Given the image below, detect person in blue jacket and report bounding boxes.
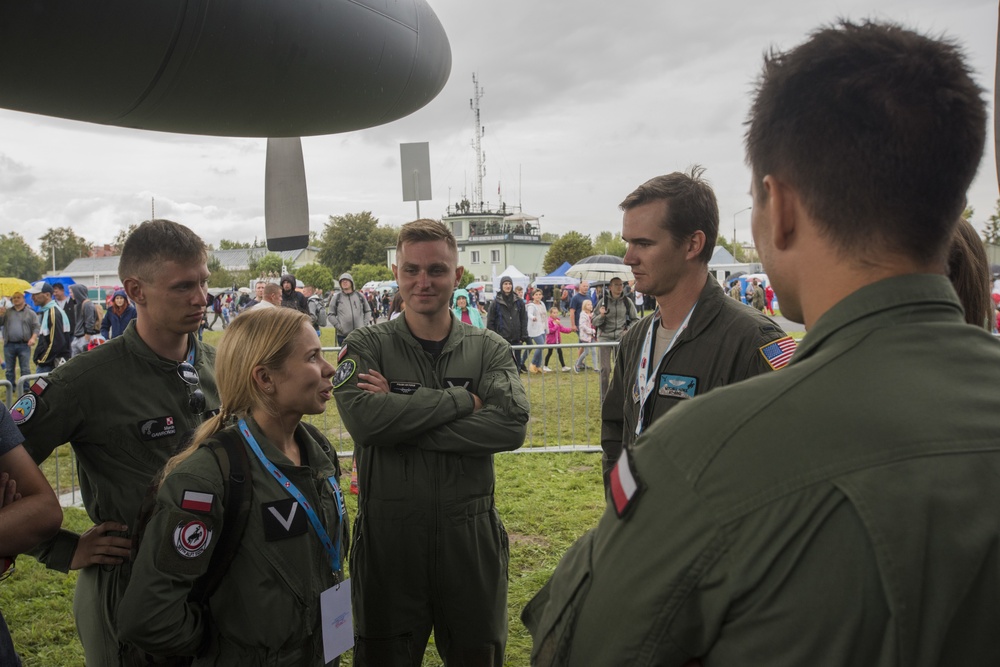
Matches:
[452,288,484,328]
[100,289,137,339]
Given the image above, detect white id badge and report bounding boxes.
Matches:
[321,578,354,663]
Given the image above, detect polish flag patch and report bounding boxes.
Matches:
[338,344,349,362]
[180,490,214,514]
[29,378,49,396]
[610,449,644,519]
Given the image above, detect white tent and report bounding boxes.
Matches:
[491,265,530,293]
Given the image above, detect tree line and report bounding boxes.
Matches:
[8,203,999,288]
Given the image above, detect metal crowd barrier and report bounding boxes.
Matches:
[16,343,617,508]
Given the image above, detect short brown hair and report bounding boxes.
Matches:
[745,20,986,263]
[119,219,207,283]
[619,166,719,264]
[396,218,456,255]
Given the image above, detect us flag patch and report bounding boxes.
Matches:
[610,448,644,519]
[759,336,796,370]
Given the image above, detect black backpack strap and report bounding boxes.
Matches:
[300,422,350,558]
[190,429,252,603]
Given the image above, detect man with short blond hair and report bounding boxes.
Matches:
[19,219,220,665]
[336,218,528,667]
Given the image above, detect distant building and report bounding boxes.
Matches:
[89,244,118,258]
[386,206,551,281]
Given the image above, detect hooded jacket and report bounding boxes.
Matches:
[279,273,309,314]
[100,289,137,339]
[451,288,484,328]
[70,284,99,337]
[328,273,372,336]
[592,290,638,342]
[487,279,528,344]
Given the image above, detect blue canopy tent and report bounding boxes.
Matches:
[532,261,576,286]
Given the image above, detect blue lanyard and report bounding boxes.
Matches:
[238,419,344,574]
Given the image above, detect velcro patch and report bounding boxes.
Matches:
[9,394,36,425]
[444,377,473,390]
[389,381,421,395]
[29,378,49,396]
[262,498,308,541]
[180,490,214,514]
[174,519,212,558]
[332,359,357,389]
[610,448,644,519]
[657,374,697,399]
[155,511,215,574]
[759,336,797,370]
[138,416,177,441]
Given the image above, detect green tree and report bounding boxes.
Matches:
[296,263,335,291]
[457,271,475,289]
[0,233,44,281]
[542,231,593,274]
[113,224,138,253]
[346,263,393,288]
[715,237,749,263]
[249,253,288,277]
[981,199,1000,245]
[593,230,626,257]
[318,212,397,276]
[218,239,253,250]
[39,227,91,272]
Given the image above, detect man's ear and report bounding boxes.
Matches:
[762,175,798,251]
[686,231,707,260]
[454,266,465,287]
[122,277,143,306]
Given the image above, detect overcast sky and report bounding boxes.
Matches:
[0,0,996,257]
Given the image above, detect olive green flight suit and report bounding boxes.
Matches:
[334,314,529,667]
[17,322,219,666]
[601,275,787,488]
[117,418,348,666]
[525,275,1000,666]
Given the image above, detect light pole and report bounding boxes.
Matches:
[732,206,752,251]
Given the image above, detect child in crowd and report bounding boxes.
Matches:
[544,307,573,372]
[575,299,599,372]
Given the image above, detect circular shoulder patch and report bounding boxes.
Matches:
[173,520,213,558]
[332,359,357,389]
[10,393,36,425]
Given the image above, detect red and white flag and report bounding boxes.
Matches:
[181,490,214,514]
[610,449,643,518]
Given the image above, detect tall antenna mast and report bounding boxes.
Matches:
[470,73,485,212]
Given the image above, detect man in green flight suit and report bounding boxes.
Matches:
[334,218,529,667]
[14,219,220,666]
[524,20,1000,665]
[601,166,791,493]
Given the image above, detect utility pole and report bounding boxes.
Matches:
[470,74,485,213]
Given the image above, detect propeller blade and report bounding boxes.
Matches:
[264,137,310,251]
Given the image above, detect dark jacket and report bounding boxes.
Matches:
[279,273,309,314]
[487,291,529,344]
